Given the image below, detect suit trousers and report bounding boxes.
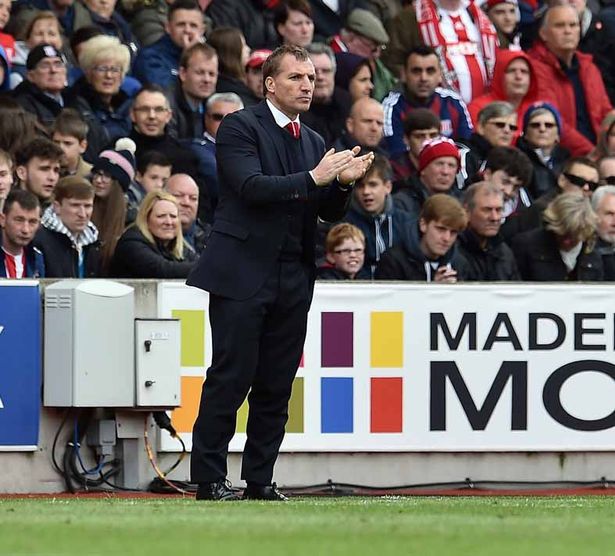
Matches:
[191,260,312,485]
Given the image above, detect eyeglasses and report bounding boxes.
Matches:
[93,65,122,74]
[133,106,169,115]
[91,170,112,181]
[333,248,364,255]
[36,60,65,72]
[208,112,226,121]
[528,121,557,130]
[488,120,519,132]
[563,172,600,191]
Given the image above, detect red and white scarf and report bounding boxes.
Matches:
[417,0,498,94]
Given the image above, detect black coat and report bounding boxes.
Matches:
[511,228,603,281]
[457,229,520,281]
[33,227,101,278]
[393,175,462,221]
[516,136,569,200]
[167,79,205,140]
[457,133,492,188]
[12,79,65,128]
[110,226,196,278]
[308,0,369,42]
[316,265,371,280]
[500,189,558,244]
[215,74,260,108]
[594,238,615,281]
[301,86,352,148]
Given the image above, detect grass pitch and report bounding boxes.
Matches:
[1,496,614,556]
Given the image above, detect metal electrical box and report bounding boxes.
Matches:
[135,319,181,408]
[44,280,135,407]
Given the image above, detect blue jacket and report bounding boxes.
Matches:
[132,34,181,87]
[0,241,45,278]
[0,45,9,91]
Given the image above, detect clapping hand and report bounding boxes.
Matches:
[338,147,375,186]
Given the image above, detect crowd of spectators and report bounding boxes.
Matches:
[0,0,614,283]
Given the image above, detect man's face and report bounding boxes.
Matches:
[179,51,218,101]
[345,31,382,61]
[0,162,13,200]
[404,53,441,101]
[17,157,61,200]
[346,102,384,148]
[309,53,334,103]
[596,194,615,243]
[405,128,440,159]
[53,196,94,234]
[136,164,171,193]
[488,2,518,34]
[420,157,458,194]
[131,91,172,136]
[277,9,314,47]
[419,218,459,259]
[27,56,67,94]
[204,100,242,138]
[246,66,265,99]
[478,114,517,147]
[354,172,392,215]
[84,0,117,19]
[166,176,199,229]
[326,237,365,278]
[559,163,600,198]
[166,8,205,49]
[484,168,522,203]
[503,58,530,99]
[0,203,41,249]
[539,6,580,57]
[467,191,504,239]
[266,54,315,117]
[53,132,87,172]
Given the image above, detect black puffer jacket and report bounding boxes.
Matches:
[516,136,569,200]
[457,229,520,281]
[12,79,65,128]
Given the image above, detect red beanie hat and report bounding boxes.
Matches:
[418,137,460,172]
[486,0,518,10]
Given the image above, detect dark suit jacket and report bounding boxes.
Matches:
[187,101,352,300]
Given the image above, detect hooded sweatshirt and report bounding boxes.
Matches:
[467,49,539,129]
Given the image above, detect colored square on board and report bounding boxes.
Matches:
[370,377,403,433]
[236,398,249,433]
[286,377,304,433]
[171,376,203,434]
[371,312,403,367]
[321,377,353,433]
[321,312,353,367]
[171,309,205,367]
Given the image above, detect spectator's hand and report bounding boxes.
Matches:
[434,265,457,283]
[338,148,375,185]
[312,148,356,186]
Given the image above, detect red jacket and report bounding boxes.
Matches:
[528,40,612,156]
[468,50,539,130]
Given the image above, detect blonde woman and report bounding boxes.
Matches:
[110,190,197,278]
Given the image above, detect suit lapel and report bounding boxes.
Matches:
[253,102,291,175]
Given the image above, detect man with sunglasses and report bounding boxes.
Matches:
[598,156,615,187]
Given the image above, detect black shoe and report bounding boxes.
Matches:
[243,482,288,501]
[195,479,241,501]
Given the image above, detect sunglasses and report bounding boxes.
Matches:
[208,113,226,121]
[528,121,557,130]
[488,120,519,132]
[602,176,615,186]
[563,172,600,191]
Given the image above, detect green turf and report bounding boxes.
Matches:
[1,496,614,556]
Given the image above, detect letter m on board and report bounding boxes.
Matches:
[430,361,527,431]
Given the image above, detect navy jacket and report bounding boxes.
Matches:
[0,241,45,278]
[187,101,352,300]
[133,33,181,87]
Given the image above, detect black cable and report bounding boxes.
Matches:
[51,409,71,475]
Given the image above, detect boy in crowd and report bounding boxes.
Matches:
[126,151,172,223]
[343,155,414,277]
[318,223,370,280]
[52,109,91,179]
[376,194,468,282]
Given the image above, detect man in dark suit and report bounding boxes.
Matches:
[187,44,373,501]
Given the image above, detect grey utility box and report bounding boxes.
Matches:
[44,280,135,407]
[135,319,181,408]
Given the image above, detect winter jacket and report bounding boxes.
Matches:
[594,238,615,281]
[516,135,569,199]
[12,79,66,128]
[0,237,45,278]
[110,226,196,278]
[0,45,11,92]
[316,265,371,280]
[215,74,260,108]
[33,207,101,278]
[528,40,612,156]
[383,86,473,158]
[132,33,182,88]
[308,0,369,42]
[457,133,494,188]
[511,228,603,281]
[457,229,520,281]
[375,219,468,281]
[301,86,352,148]
[343,194,414,277]
[166,79,205,140]
[393,175,462,220]
[467,50,539,128]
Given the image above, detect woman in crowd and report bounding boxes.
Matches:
[516,102,569,199]
[208,27,257,107]
[67,35,133,160]
[591,112,615,161]
[274,0,314,48]
[90,138,135,275]
[334,52,374,103]
[110,190,196,278]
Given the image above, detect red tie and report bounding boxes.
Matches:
[285,121,300,140]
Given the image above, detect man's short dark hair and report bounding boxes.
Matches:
[69,25,103,58]
[168,0,201,19]
[15,138,63,167]
[263,44,310,90]
[136,150,172,176]
[405,45,439,64]
[54,176,94,203]
[562,156,598,175]
[133,84,170,105]
[179,42,217,69]
[485,146,533,187]
[403,108,441,136]
[52,108,89,142]
[3,189,40,215]
[360,154,393,183]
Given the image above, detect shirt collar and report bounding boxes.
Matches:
[266,98,300,129]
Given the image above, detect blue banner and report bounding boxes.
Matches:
[0,282,41,450]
